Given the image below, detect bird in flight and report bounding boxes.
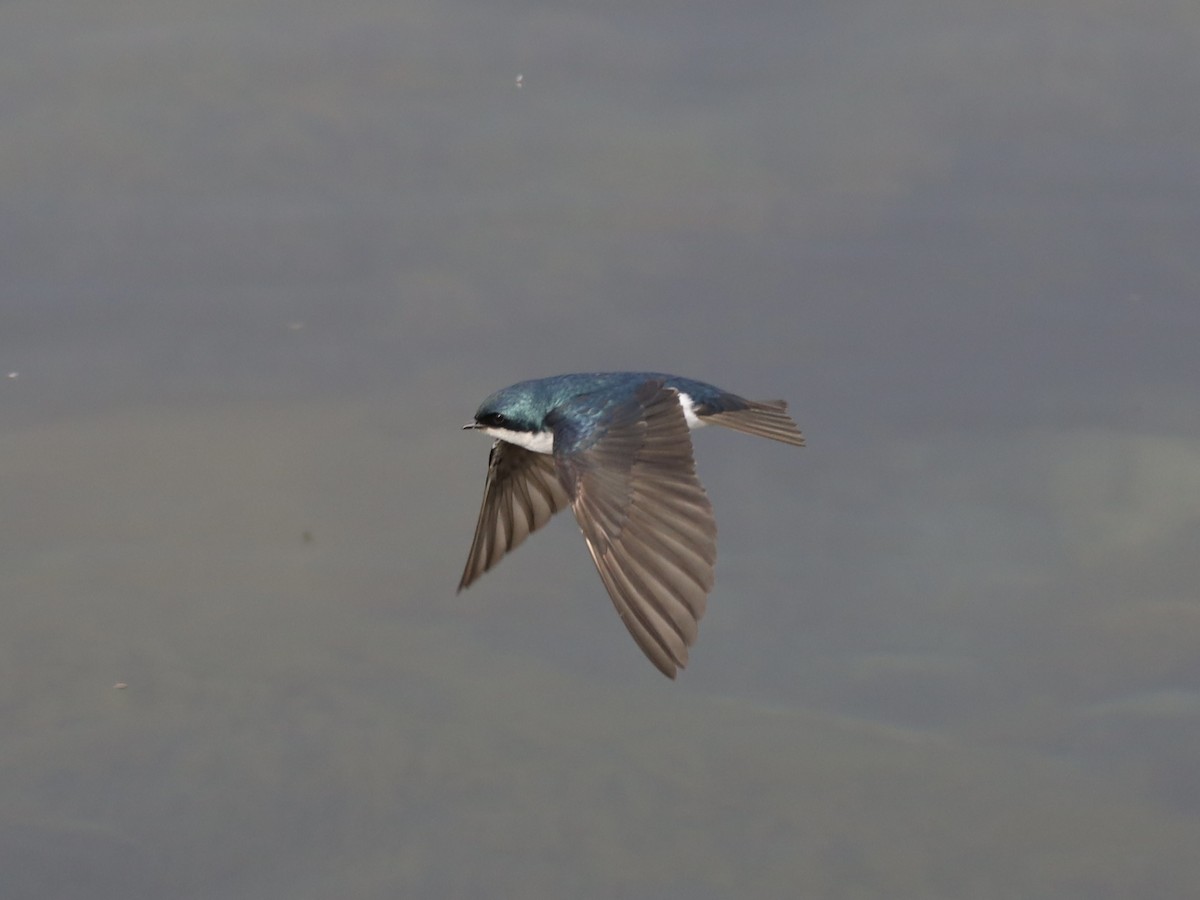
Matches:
[458,372,804,678]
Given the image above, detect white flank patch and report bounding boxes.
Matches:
[484,426,555,454]
[677,392,705,429]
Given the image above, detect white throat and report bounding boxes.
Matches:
[484,426,555,454]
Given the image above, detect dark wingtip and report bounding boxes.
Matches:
[656,654,684,679]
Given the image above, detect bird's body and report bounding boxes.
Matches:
[458,372,804,678]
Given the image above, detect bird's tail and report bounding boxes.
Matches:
[704,400,805,446]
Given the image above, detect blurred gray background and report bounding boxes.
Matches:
[2,1,1198,897]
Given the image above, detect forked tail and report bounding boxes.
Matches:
[703,399,806,446]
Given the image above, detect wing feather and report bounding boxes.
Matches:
[458,442,571,592]
[563,382,717,678]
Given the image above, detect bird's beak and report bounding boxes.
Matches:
[462,422,480,430]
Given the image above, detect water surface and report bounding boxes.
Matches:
[2,1,1198,897]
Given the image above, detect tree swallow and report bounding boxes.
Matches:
[458,372,804,678]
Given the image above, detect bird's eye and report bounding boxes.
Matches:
[478,412,508,428]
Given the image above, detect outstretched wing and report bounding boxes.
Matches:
[458,441,571,591]
[555,381,717,678]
